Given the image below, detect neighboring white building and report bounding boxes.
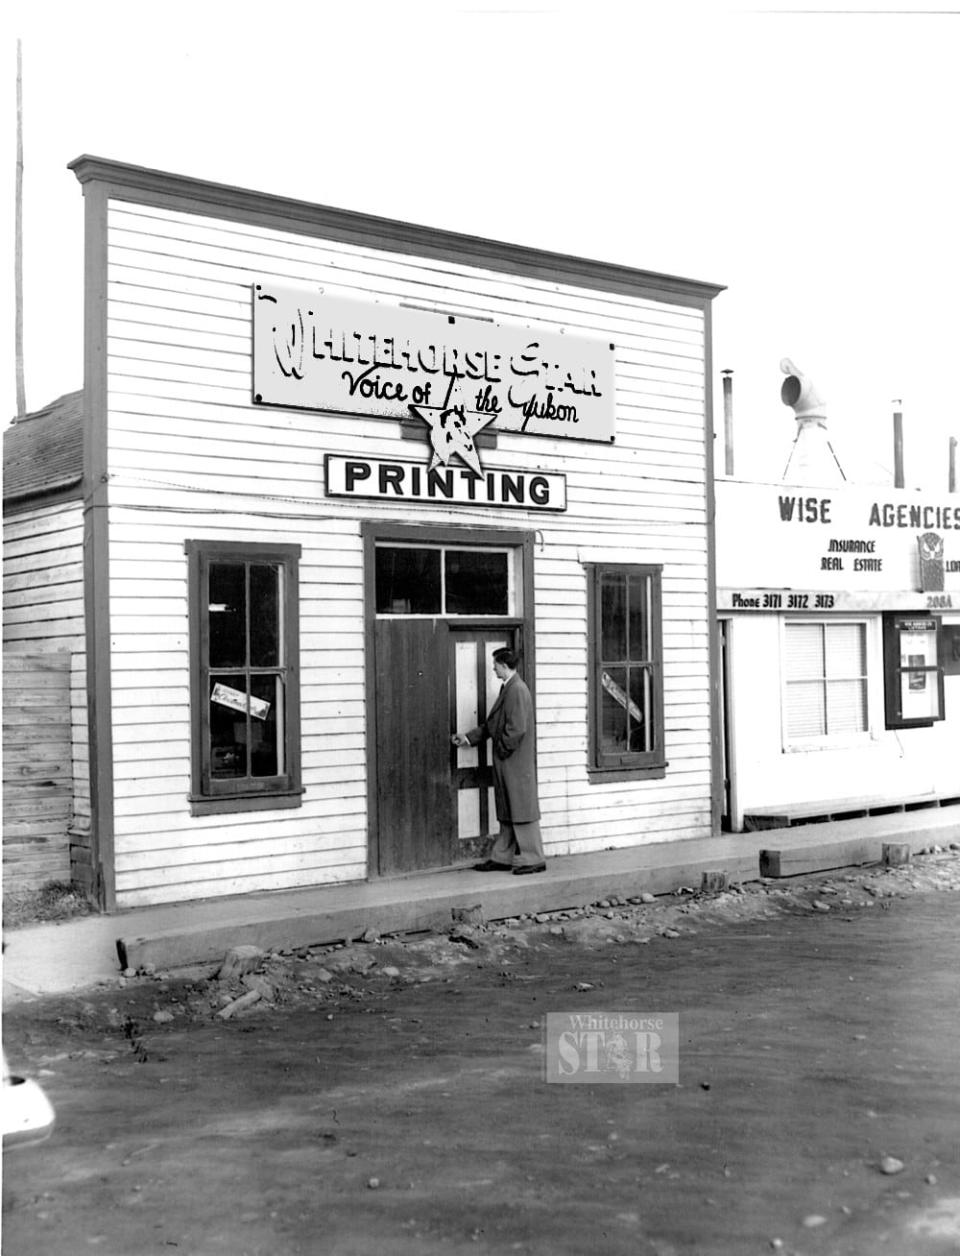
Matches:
[716,366,960,832]
[3,157,724,910]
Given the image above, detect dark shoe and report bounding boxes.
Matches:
[473,860,513,872]
[512,863,546,876]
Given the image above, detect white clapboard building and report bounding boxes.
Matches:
[3,157,723,910]
[716,365,960,833]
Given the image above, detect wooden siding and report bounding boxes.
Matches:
[70,649,92,868]
[3,504,84,648]
[2,653,72,890]
[3,501,90,882]
[103,200,713,907]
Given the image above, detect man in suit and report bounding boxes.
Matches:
[451,647,546,875]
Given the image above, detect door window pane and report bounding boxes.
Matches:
[375,548,441,613]
[445,550,509,615]
[375,545,512,616]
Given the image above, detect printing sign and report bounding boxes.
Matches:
[252,284,615,443]
[324,455,567,512]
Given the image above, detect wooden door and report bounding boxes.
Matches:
[374,618,456,875]
[450,629,514,846]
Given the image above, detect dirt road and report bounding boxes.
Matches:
[3,852,960,1255]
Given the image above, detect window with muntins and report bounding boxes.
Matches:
[186,541,302,813]
[374,544,514,616]
[588,565,665,777]
[783,620,868,743]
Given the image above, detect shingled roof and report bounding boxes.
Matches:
[3,390,84,507]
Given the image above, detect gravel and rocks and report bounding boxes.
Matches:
[5,847,959,1256]
[27,848,958,1037]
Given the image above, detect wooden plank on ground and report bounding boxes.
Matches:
[760,839,879,879]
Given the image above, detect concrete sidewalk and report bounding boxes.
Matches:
[4,805,959,1003]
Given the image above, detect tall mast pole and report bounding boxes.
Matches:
[15,38,26,418]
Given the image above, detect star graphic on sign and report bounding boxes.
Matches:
[408,374,497,477]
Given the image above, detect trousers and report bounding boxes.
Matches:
[489,820,544,868]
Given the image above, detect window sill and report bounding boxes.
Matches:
[781,736,874,753]
[883,719,943,731]
[188,789,304,817]
[587,763,667,784]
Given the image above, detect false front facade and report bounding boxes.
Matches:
[5,156,723,909]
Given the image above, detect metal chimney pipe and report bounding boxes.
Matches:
[950,436,957,494]
[893,403,904,489]
[722,370,734,476]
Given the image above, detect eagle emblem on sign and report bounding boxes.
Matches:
[408,375,496,477]
[918,531,944,593]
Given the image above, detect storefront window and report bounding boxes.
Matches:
[187,541,301,813]
[588,564,665,777]
[375,545,511,616]
[783,621,868,742]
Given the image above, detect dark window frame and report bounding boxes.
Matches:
[373,542,514,617]
[882,612,945,729]
[586,563,666,781]
[186,540,303,816]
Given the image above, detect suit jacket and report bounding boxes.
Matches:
[467,673,541,823]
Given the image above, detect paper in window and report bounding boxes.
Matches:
[211,682,271,720]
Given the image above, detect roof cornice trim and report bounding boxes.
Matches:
[68,155,725,308]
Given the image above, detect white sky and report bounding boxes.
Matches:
[4,0,959,490]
